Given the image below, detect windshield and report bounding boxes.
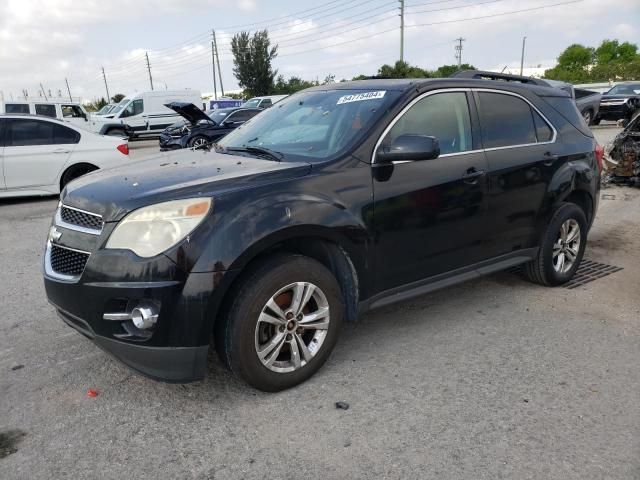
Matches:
[607,84,640,95]
[208,109,232,123]
[218,89,401,161]
[243,99,261,108]
[110,98,130,114]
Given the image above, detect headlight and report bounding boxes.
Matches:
[106,198,212,258]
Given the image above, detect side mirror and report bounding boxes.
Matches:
[376,134,440,163]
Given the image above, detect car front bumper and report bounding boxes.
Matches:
[597,103,634,120]
[159,133,185,151]
[44,261,227,382]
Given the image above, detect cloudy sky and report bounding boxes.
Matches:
[0,0,638,102]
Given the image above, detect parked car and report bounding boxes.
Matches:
[574,88,601,126]
[243,95,288,109]
[159,104,262,150]
[43,77,601,391]
[1,100,90,128]
[90,89,202,138]
[593,82,640,125]
[0,114,129,198]
[92,103,116,117]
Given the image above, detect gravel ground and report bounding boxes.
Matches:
[1,127,638,480]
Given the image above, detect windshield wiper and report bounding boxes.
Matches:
[224,146,284,162]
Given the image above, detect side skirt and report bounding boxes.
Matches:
[359,248,538,313]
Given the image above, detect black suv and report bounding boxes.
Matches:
[44,77,602,391]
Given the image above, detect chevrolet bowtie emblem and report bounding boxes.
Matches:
[49,226,62,243]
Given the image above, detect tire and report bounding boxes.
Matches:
[581,109,593,126]
[60,164,98,190]
[107,128,126,137]
[188,135,209,149]
[215,254,344,391]
[524,203,587,286]
[591,116,601,126]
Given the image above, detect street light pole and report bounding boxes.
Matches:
[520,36,527,76]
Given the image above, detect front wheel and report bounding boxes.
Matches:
[581,109,593,126]
[188,135,209,149]
[524,203,587,286]
[216,254,344,391]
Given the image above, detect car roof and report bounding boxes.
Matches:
[304,77,569,98]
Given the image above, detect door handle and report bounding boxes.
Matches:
[462,168,486,184]
[543,152,559,166]
[53,149,71,154]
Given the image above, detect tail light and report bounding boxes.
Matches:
[117,144,129,156]
[595,144,604,173]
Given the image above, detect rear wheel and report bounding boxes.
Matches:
[60,164,98,190]
[591,116,601,126]
[581,108,593,126]
[215,254,343,391]
[524,203,587,286]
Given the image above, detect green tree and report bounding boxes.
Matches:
[111,93,125,103]
[434,63,476,77]
[377,60,430,78]
[231,30,278,97]
[544,44,595,82]
[596,39,638,64]
[272,75,318,94]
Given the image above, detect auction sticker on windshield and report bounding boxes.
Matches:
[337,91,386,105]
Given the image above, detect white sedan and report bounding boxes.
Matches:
[0,114,130,198]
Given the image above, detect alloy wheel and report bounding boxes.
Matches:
[192,138,208,149]
[254,282,330,373]
[552,219,581,273]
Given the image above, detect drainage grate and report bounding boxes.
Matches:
[506,259,622,289]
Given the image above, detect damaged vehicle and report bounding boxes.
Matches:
[43,78,601,391]
[159,103,261,150]
[604,112,640,186]
[593,82,640,125]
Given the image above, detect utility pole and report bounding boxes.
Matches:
[39,83,48,101]
[213,29,224,97]
[520,36,527,76]
[65,78,72,101]
[211,30,218,100]
[101,66,110,102]
[145,52,154,90]
[455,37,466,68]
[399,0,405,62]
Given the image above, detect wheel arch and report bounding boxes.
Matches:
[59,162,99,191]
[206,227,363,339]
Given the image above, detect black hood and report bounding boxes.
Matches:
[601,94,636,101]
[61,150,311,222]
[164,102,211,124]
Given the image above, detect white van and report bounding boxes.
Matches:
[91,90,202,138]
[1,100,90,128]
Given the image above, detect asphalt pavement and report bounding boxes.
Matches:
[0,127,638,480]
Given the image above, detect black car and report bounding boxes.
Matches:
[44,77,601,391]
[158,103,261,150]
[594,82,640,125]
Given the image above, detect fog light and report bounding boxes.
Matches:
[131,304,158,330]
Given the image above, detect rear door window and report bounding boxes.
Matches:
[35,104,57,118]
[6,119,79,146]
[477,92,543,148]
[260,99,272,108]
[5,103,30,114]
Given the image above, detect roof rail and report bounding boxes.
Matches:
[451,70,574,98]
[450,70,549,86]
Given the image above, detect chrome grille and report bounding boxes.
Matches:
[49,244,90,276]
[60,205,103,231]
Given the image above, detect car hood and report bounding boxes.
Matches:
[164,102,211,124]
[61,149,312,222]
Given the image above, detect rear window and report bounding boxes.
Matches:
[5,103,30,114]
[541,96,593,137]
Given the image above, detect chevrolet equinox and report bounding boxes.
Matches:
[44,77,602,391]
